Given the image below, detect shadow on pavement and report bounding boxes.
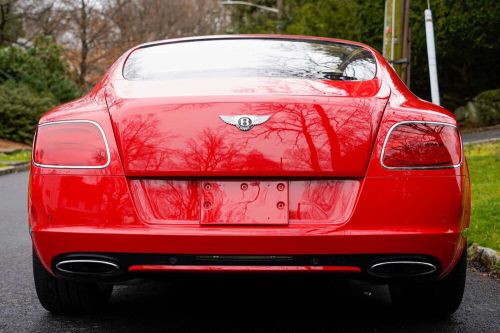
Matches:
[35,275,458,333]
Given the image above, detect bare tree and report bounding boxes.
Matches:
[111,0,227,46]
[20,0,64,41]
[56,0,128,87]
[0,0,21,46]
[17,0,228,88]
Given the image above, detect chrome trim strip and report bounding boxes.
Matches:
[380,120,463,170]
[370,261,437,275]
[55,259,119,274]
[32,120,111,169]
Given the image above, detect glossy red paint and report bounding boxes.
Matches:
[106,88,388,177]
[128,265,362,273]
[29,35,470,280]
[129,179,359,225]
[200,181,289,225]
[30,173,467,278]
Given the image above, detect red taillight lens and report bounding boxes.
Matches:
[382,122,461,168]
[33,121,109,168]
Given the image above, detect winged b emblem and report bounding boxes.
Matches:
[219,115,271,131]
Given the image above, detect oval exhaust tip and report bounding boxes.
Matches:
[56,259,119,275]
[368,261,437,278]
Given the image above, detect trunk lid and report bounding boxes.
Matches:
[107,77,389,177]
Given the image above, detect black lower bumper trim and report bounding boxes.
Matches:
[52,253,441,283]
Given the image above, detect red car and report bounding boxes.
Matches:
[29,35,469,316]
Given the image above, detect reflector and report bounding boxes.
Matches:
[33,120,109,168]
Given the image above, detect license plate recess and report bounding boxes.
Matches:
[200,181,288,225]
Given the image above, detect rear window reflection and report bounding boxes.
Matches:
[123,39,376,81]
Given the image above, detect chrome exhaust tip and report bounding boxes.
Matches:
[368,261,437,278]
[55,259,120,276]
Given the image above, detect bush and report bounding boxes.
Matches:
[0,37,81,143]
[474,89,500,126]
[455,89,500,128]
[0,82,56,144]
[0,37,81,103]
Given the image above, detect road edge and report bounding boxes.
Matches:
[469,243,500,278]
[464,138,500,145]
[0,163,30,176]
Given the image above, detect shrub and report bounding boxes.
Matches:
[0,37,81,143]
[474,89,500,126]
[455,89,500,128]
[0,82,56,144]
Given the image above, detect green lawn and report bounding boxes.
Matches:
[465,140,500,250]
[0,150,31,163]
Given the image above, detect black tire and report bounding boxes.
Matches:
[33,249,113,315]
[389,249,467,317]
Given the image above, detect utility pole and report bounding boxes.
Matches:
[383,0,411,86]
[276,0,284,33]
[425,1,440,105]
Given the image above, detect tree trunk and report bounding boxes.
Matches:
[0,3,9,46]
[78,0,88,87]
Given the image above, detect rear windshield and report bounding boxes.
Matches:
[123,39,376,81]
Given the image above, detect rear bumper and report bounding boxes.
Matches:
[29,173,470,280]
[32,222,464,281]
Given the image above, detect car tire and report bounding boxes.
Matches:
[389,248,467,317]
[33,249,113,315]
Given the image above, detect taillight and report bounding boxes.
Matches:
[33,120,110,168]
[381,121,461,169]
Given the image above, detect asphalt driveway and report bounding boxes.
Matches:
[0,171,498,332]
[462,126,500,143]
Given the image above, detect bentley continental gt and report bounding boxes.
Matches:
[29,35,470,316]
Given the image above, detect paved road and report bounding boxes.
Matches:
[462,127,500,143]
[1,171,499,333]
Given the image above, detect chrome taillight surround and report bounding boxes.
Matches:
[380,120,463,170]
[32,119,111,169]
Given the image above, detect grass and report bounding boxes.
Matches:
[465,140,500,250]
[0,150,31,163]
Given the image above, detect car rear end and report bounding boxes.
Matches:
[29,36,469,315]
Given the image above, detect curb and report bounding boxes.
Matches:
[468,243,500,277]
[463,137,500,145]
[0,163,30,176]
[0,148,27,154]
[461,124,500,134]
